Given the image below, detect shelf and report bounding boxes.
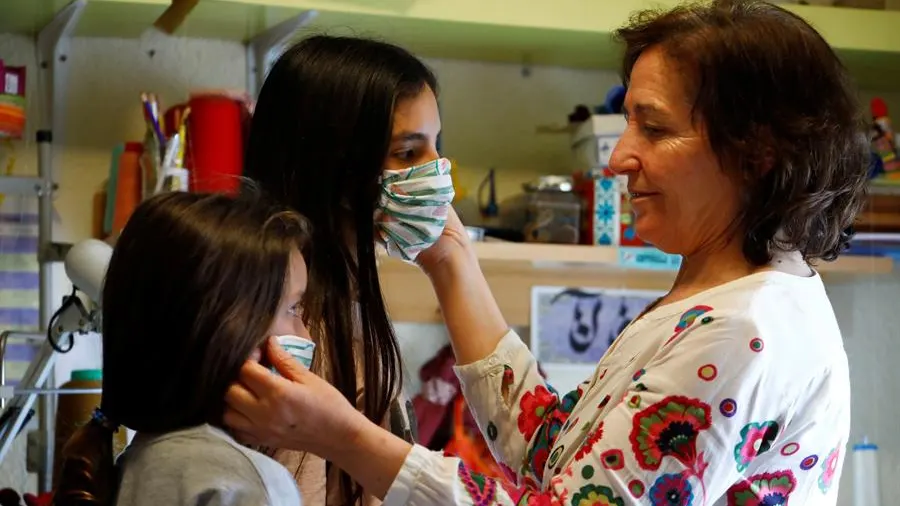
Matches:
[2,0,900,90]
[378,242,894,325]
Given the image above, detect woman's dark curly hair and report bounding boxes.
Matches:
[615,0,869,265]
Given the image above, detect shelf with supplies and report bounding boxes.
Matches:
[2,0,900,90]
[377,241,894,326]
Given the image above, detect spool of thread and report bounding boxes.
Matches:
[186,93,244,194]
[853,437,881,506]
[111,142,143,233]
[53,369,128,490]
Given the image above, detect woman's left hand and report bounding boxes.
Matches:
[223,336,364,459]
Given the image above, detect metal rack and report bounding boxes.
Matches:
[0,1,317,492]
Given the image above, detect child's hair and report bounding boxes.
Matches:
[51,191,311,505]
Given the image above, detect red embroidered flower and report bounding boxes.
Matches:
[575,423,605,461]
[518,385,558,441]
[629,395,712,471]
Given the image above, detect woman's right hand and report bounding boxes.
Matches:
[416,205,474,275]
[223,337,365,459]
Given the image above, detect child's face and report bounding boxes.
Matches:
[249,249,310,362]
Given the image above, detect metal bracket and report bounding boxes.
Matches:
[36,0,86,137]
[31,1,85,492]
[246,10,318,97]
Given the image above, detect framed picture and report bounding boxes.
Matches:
[530,286,664,366]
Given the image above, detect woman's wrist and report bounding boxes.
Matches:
[331,413,413,500]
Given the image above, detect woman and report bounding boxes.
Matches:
[52,191,309,506]
[242,34,447,505]
[226,1,866,504]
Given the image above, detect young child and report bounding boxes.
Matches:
[52,191,309,506]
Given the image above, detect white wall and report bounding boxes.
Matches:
[0,33,898,505]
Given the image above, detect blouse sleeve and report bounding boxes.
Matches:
[384,313,802,505]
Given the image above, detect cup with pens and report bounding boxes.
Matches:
[140,92,190,198]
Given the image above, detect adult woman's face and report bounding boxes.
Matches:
[608,46,743,257]
[384,85,441,171]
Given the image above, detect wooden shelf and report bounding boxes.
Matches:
[378,242,895,325]
[2,0,900,90]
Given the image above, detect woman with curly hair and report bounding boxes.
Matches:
[225,1,867,504]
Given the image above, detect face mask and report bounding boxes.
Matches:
[376,157,455,262]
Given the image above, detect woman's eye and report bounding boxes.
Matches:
[642,125,665,137]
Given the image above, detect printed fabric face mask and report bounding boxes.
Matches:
[376,157,455,262]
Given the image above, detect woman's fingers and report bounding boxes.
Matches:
[224,382,261,418]
[266,336,309,381]
[235,358,283,396]
[222,402,256,433]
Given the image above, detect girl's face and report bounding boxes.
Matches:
[384,85,441,171]
[250,249,310,362]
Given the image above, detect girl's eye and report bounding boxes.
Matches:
[393,149,414,161]
[288,302,302,318]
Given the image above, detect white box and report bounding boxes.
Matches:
[570,115,627,170]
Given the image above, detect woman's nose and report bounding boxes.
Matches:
[608,129,640,175]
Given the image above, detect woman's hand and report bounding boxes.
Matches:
[223,337,364,459]
[224,337,415,499]
[416,205,474,274]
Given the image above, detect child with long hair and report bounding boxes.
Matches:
[51,191,309,506]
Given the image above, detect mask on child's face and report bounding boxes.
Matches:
[375,158,455,262]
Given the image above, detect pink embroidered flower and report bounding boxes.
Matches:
[734,421,780,472]
[518,385,558,441]
[727,470,796,505]
[818,447,840,494]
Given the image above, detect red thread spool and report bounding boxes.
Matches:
[186,93,244,194]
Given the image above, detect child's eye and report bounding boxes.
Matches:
[287,302,303,318]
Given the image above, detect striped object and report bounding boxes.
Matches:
[0,199,39,387]
[376,157,455,262]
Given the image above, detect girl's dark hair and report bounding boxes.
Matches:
[243,34,437,504]
[616,0,869,265]
[51,191,311,506]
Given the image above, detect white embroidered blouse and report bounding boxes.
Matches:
[385,270,851,505]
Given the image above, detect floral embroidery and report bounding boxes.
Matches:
[628,480,645,499]
[633,369,646,381]
[799,455,818,471]
[719,398,738,418]
[630,395,712,470]
[518,385,558,441]
[697,364,717,381]
[749,338,765,353]
[649,473,694,506]
[726,470,796,506]
[665,305,714,345]
[570,484,625,506]
[457,461,498,506]
[515,491,561,506]
[818,447,840,494]
[524,387,581,482]
[574,423,604,461]
[630,396,712,499]
[600,449,625,470]
[734,421,780,472]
